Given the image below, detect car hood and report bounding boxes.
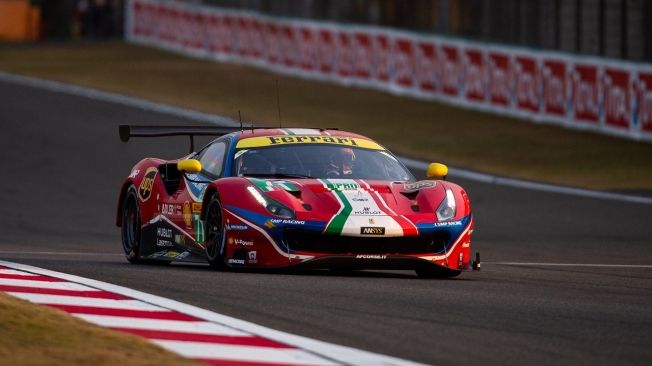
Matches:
[248,178,447,236]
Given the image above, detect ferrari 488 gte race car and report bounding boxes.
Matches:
[117,125,475,278]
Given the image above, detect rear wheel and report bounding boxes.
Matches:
[204,195,226,269]
[121,187,143,264]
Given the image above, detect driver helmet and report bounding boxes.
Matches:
[330,148,356,175]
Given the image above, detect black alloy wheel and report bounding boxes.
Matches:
[121,187,143,264]
[204,195,226,269]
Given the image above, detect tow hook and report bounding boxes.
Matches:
[472,252,481,270]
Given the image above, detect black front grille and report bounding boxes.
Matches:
[285,231,450,255]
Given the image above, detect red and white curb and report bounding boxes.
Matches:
[0,260,424,366]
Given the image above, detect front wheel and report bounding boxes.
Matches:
[204,195,226,269]
[121,187,143,264]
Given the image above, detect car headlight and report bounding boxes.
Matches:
[436,188,456,221]
[247,186,295,219]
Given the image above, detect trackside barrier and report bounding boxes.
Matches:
[125,0,652,142]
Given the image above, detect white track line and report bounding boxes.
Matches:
[0,260,425,366]
[0,71,238,127]
[152,340,340,366]
[0,278,99,290]
[75,314,249,336]
[487,262,652,268]
[2,71,649,205]
[7,293,169,311]
[0,269,38,276]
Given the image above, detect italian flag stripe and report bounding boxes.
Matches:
[357,179,419,236]
[323,179,351,235]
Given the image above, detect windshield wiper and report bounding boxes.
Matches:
[243,173,315,179]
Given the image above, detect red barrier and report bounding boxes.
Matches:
[126,0,652,142]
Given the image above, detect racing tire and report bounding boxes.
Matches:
[415,266,461,279]
[204,195,227,270]
[121,186,144,264]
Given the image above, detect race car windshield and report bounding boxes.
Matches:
[233,144,414,181]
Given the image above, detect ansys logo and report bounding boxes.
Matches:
[360,227,385,235]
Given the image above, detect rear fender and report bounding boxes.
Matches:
[115,159,166,226]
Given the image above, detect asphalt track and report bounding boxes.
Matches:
[1,79,651,366]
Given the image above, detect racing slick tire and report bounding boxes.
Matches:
[121,186,144,264]
[204,195,227,270]
[415,266,461,279]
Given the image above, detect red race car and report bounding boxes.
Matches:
[117,125,476,277]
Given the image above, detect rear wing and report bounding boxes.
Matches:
[119,125,340,153]
[118,124,260,153]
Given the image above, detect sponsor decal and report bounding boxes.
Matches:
[542,59,567,116]
[515,56,539,112]
[351,197,369,202]
[249,178,298,192]
[174,234,186,245]
[270,219,306,225]
[227,258,245,265]
[264,220,276,229]
[128,169,140,178]
[192,202,202,213]
[488,52,512,106]
[638,72,652,132]
[441,44,462,96]
[164,251,180,258]
[417,41,438,92]
[368,218,375,224]
[161,203,181,215]
[156,226,174,247]
[403,181,436,191]
[248,251,257,264]
[356,254,387,259]
[324,182,361,191]
[184,173,208,201]
[462,242,470,248]
[463,48,485,101]
[236,135,384,150]
[138,167,157,202]
[433,220,463,227]
[353,207,383,216]
[603,67,631,129]
[226,223,249,231]
[572,64,601,123]
[183,202,192,227]
[360,227,385,235]
[193,214,205,243]
[394,38,415,87]
[157,227,172,238]
[233,238,254,246]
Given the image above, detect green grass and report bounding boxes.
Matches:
[1,41,651,191]
[0,292,201,366]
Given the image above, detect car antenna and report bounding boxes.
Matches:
[238,110,243,131]
[275,78,282,128]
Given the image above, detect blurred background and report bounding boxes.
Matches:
[2,0,650,62]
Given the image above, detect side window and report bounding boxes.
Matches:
[198,142,226,177]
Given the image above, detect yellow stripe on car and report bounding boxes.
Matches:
[236,135,385,150]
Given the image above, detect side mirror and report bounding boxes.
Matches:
[177,159,202,173]
[426,162,448,180]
